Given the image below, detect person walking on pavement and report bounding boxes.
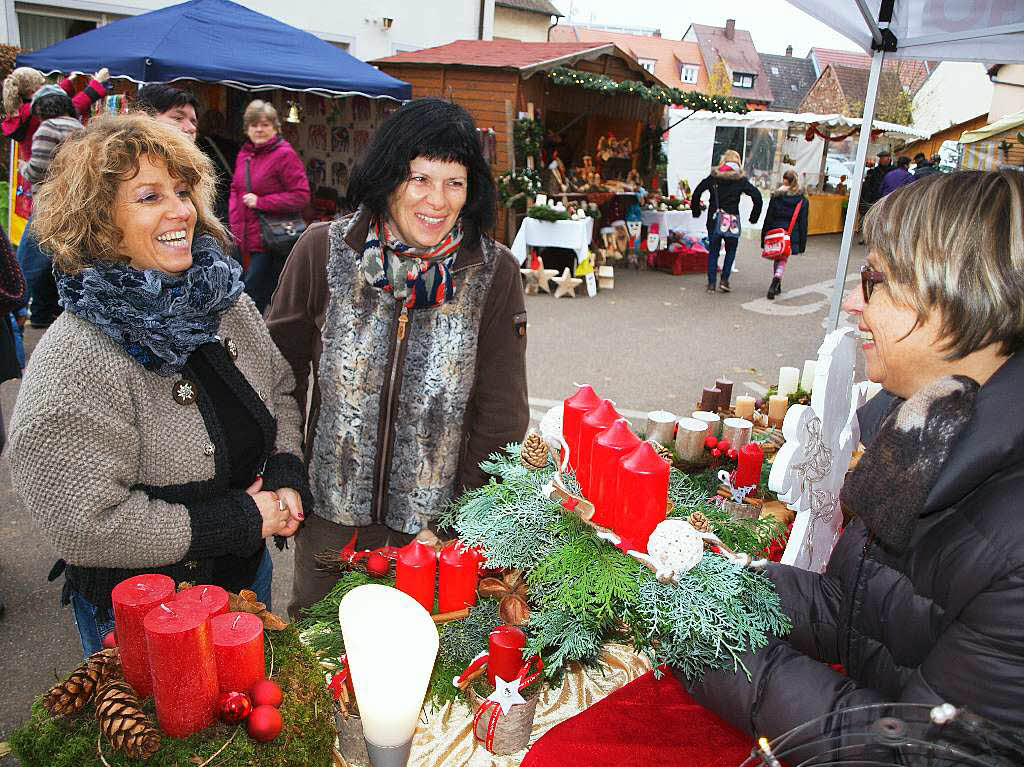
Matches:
[912,152,941,179]
[880,155,916,197]
[691,150,763,293]
[858,150,891,244]
[761,170,808,300]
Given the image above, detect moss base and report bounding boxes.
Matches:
[9,626,335,767]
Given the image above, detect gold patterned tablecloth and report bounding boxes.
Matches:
[336,643,651,767]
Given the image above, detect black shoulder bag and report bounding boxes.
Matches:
[245,158,307,257]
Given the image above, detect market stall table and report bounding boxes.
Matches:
[640,209,705,239]
[807,193,846,235]
[511,216,595,267]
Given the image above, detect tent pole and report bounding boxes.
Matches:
[826,46,885,330]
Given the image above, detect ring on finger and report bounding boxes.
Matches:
[278,498,285,511]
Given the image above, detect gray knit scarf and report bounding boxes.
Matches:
[55,234,244,376]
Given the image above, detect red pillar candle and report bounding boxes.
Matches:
[438,541,480,613]
[487,625,527,687]
[110,574,176,698]
[563,385,602,473]
[577,400,621,496]
[210,612,265,696]
[173,584,229,620]
[735,442,765,492]
[396,540,437,613]
[143,602,219,737]
[614,441,670,552]
[590,419,641,528]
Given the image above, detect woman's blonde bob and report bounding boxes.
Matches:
[719,149,741,166]
[862,169,1024,360]
[242,99,280,132]
[32,113,229,273]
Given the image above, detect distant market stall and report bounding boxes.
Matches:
[8,0,411,243]
[957,108,1024,170]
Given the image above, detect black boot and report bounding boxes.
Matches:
[767,277,781,300]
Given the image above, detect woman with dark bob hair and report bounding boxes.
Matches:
[268,98,528,616]
[9,114,308,656]
[673,170,1024,745]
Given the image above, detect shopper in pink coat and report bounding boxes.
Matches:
[229,100,309,311]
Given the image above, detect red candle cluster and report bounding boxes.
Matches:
[734,442,764,491]
[439,542,480,613]
[395,540,437,613]
[488,625,526,686]
[562,385,601,473]
[211,612,265,696]
[111,574,176,698]
[615,441,670,551]
[589,419,640,527]
[577,400,620,495]
[173,584,229,620]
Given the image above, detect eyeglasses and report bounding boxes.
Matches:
[860,264,886,303]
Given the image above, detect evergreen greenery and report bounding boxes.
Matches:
[547,67,749,114]
[526,204,570,222]
[513,117,544,167]
[497,168,542,207]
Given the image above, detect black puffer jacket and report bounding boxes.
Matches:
[760,188,809,255]
[677,350,1024,739]
[691,165,763,229]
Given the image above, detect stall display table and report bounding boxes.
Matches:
[640,209,705,239]
[511,217,595,267]
[807,193,846,235]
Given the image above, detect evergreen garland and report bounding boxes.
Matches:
[546,67,750,114]
[513,117,544,166]
[526,204,570,222]
[497,168,542,206]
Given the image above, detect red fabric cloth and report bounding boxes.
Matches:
[521,669,753,767]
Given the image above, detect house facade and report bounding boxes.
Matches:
[759,47,816,112]
[492,0,561,42]
[683,19,772,109]
[799,63,902,119]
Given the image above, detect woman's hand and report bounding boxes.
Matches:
[242,193,259,209]
[275,487,304,538]
[94,68,110,83]
[246,477,289,539]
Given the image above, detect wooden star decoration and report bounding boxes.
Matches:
[552,267,582,298]
[520,264,558,294]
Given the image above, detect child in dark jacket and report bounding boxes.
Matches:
[761,170,809,299]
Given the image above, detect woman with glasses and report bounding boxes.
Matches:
[675,170,1024,740]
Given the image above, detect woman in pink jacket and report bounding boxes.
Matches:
[229,100,310,312]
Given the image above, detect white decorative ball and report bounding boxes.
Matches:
[646,519,705,575]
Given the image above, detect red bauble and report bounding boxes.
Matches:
[219,691,253,724]
[250,678,284,708]
[717,439,731,453]
[365,551,390,578]
[704,436,718,450]
[102,630,117,649]
[727,448,739,461]
[711,448,722,458]
[247,704,283,743]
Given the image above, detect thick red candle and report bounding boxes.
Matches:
[563,385,602,473]
[590,419,641,527]
[173,585,229,620]
[438,541,480,613]
[488,625,526,687]
[395,540,437,613]
[614,441,670,552]
[210,612,265,696]
[111,574,176,698]
[577,400,621,496]
[735,442,765,491]
[143,602,219,737]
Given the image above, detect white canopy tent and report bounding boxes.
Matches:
[785,0,1024,329]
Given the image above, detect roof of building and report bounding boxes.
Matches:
[686,22,773,103]
[495,0,563,17]
[759,52,817,111]
[373,40,665,84]
[831,63,902,107]
[549,24,705,91]
[809,46,931,93]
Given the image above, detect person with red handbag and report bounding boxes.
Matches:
[760,170,809,299]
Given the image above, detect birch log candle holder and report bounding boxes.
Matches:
[645,411,677,445]
[721,418,753,450]
[691,410,721,438]
[674,417,709,463]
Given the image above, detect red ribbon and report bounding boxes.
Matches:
[804,122,884,143]
[472,655,544,752]
[328,655,352,703]
[338,530,402,567]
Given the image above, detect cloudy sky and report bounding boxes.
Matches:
[549,0,862,56]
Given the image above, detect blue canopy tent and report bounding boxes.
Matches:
[16,0,410,100]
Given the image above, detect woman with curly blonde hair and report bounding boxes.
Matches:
[9,113,310,656]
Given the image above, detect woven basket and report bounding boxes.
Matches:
[467,687,540,755]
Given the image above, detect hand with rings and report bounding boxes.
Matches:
[247,477,299,538]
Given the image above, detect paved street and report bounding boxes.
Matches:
[0,233,865,757]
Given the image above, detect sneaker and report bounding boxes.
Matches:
[719,280,731,293]
[706,284,716,293]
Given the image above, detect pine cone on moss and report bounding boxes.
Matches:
[688,511,712,534]
[95,679,161,759]
[520,432,550,470]
[648,440,673,463]
[43,648,122,717]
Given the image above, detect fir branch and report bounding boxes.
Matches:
[525,607,607,677]
[426,601,503,711]
[296,571,380,659]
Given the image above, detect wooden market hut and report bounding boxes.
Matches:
[374,40,671,241]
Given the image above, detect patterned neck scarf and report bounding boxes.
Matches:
[360,213,462,309]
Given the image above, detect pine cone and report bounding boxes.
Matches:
[520,432,550,470]
[688,511,712,534]
[43,648,122,717]
[95,679,161,759]
[648,440,673,463]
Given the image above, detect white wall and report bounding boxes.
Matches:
[990,64,1024,123]
[493,6,551,42]
[911,61,992,136]
[13,0,494,61]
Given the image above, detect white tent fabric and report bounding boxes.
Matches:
[786,0,1024,62]
[682,110,927,138]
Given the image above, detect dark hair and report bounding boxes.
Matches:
[913,152,926,163]
[345,99,495,248]
[896,155,911,169]
[135,83,199,116]
[32,92,74,121]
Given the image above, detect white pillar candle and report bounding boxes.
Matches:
[800,360,817,393]
[674,417,708,462]
[777,366,800,397]
[645,411,677,445]
[691,410,721,438]
[535,194,548,206]
[734,395,756,420]
[721,417,753,450]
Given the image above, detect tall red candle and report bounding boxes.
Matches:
[614,441,670,552]
[111,574,176,698]
[173,585,229,620]
[438,541,480,613]
[396,540,437,613]
[562,385,602,473]
[143,602,219,737]
[735,442,765,491]
[487,625,526,687]
[577,400,621,496]
[590,419,641,527]
[210,612,265,696]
